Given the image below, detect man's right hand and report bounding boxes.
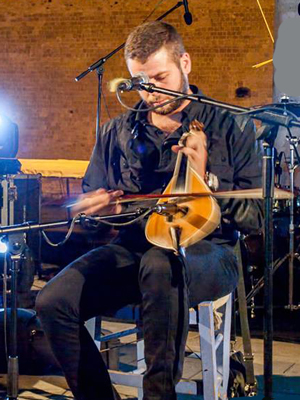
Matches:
[71,188,124,216]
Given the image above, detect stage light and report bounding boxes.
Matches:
[0,114,19,158]
[0,237,8,254]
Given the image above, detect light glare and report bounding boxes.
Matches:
[0,238,8,254]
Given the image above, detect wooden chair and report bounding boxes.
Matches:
[86,292,233,400]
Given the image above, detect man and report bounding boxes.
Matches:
[36,21,263,400]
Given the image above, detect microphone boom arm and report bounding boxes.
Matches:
[139,83,300,130]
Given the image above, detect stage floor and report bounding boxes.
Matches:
[0,318,300,400]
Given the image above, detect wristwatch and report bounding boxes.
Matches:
[205,171,219,191]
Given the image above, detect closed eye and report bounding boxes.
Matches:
[154,74,168,82]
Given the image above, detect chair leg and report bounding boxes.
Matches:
[198,302,219,400]
[137,388,143,400]
[134,336,145,399]
[85,317,96,338]
[135,339,146,373]
[86,299,232,400]
[85,317,102,350]
[199,295,232,400]
[218,294,232,399]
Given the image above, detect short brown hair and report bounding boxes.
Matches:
[124,21,186,65]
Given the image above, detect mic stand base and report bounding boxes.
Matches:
[284,304,300,311]
[6,356,19,400]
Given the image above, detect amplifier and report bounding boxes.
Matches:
[0,174,41,303]
[1,173,40,217]
[0,174,41,261]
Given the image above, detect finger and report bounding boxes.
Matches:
[179,147,200,158]
[71,193,109,214]
[78,200,110,216]
[171,145,183,153]
[109,190,124,199]
[73,189,124,215]
[189,120,205,131]
[180,147,205,167]
[186,133,207,148]
[96,188,107,195]
[85,203,121,217]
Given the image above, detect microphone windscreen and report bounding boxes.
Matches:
[108,77,126,93]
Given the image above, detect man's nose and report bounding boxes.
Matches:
[149,78,162,87]
[148,77,156,86]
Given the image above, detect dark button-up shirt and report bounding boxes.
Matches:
[83,86,263,246]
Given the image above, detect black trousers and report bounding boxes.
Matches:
[36,239,238,400]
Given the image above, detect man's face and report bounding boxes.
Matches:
[127,46,192,115]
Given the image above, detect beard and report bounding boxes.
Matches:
[147,70,190,116]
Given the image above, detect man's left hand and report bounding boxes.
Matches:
[172,125,207,178]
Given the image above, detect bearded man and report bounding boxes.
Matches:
[36,21,263,400]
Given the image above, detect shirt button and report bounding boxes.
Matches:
[221,156,226,162]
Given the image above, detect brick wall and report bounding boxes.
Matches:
[0,0,274,160]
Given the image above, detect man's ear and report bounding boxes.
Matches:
[180,52,191,74]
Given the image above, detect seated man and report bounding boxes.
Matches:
[36,21,263,400]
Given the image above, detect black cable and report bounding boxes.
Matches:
[142,0,167,22]
[116,88,190,113]
[101,81,112,121]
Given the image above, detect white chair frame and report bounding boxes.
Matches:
[86,292,232,400]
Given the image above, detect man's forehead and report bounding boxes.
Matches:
[127,47,177,75]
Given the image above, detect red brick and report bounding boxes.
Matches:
[0,0,274,160]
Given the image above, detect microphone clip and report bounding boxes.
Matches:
[118,72,149,92]
[153,203,188,218]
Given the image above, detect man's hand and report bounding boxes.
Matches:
[71,188,124,216]
[172,121,207,178]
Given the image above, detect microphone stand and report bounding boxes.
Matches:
[74,1,186,139]
[5,233,26,400]
[0,208,147,400]
[285,135,300,311]
[136,82,300,399]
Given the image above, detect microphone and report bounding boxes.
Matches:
[183,0,193,25]
[109,72,149,92]
[154,203,188,217]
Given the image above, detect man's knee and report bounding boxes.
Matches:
[35,275,75,324]
[139,247,183,291]
[35,283,60,321]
